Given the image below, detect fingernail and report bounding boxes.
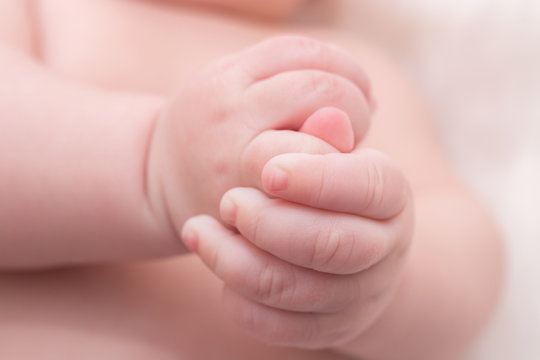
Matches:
[268,166,289,192]
[181,226,199,253]
[220,196,237,225]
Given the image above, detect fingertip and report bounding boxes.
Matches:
[220,195,238,225]
[181,215,221,253]
[300,107,355,153]
[181,223,199,253]
[261,163,290,193]
[261,153,323,204]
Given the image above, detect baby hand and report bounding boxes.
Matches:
[146,35,373,233]
[182,149,413,349]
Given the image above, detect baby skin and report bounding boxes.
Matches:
[0,1,502,359]
[152,37,412,350]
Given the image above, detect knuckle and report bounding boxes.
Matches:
[254,263,294,305]
[312,221,383,273]
[249,211,264,246]
[311,221,354,272]
[363,157,387,213]
[311,157,327,207]
[293,35,327,60]
[362,151,409,218]
[272,35,327,60]
[308,71,344,102]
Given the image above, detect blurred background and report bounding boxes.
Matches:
[298,0,540,358]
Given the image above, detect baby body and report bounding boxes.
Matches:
[0,1,503,359]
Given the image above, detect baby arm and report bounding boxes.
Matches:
[0,44,181,268]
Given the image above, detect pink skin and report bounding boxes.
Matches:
[300,107,355,153]
[147,35,373,231]
[150,35,412,349]
[0,1,504,357]
[170,38,413,350]
[169,0,309,19]
[0,0,504,354]
[181,149,413,349]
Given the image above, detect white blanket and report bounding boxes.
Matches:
[302,0,540,358]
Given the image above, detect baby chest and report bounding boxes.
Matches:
[37,0,268,94]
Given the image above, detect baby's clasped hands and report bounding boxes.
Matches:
[146,35,413,350]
